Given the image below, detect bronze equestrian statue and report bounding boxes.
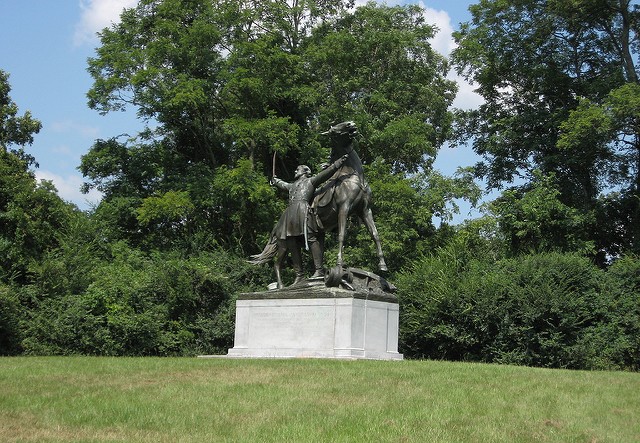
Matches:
[314,121,387,273]
[249,120,387,289]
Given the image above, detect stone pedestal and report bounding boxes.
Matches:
[227,284,403,360]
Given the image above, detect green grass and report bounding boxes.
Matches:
[0,357,638,442]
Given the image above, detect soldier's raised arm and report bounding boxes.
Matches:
[271,175,292,191]
[311,154,348,186]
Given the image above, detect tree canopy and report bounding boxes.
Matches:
[452,0,640,257]
[0,70,73,285]
[82,0,462,256]
[0,71,41,167]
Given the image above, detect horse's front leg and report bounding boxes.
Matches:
[336,205,349,268]
[362,207,387,271]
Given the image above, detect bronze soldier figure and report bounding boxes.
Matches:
[270,154,348,285]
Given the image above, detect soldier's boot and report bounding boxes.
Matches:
[309,241,325,278]
[290,240,305,286]
[292,259,305,285]
[292,271,305,286]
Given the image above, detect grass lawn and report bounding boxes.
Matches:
[0,356,638,442]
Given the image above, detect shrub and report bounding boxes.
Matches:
[21,290,116,355]
[590,256,640,370]
[398,248,640,370]
[484,253,604,368]
[20,245,271,356]
[0,284,22,355]
[397,236,485,360]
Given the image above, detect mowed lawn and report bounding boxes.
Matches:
[0,357,638,442]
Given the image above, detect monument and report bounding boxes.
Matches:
[228,121,402,360]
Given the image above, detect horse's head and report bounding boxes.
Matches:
[320,120,364,176]
[321,121,358,141]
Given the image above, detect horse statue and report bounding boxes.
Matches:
[248,120,387,290]
[313,121,387,272]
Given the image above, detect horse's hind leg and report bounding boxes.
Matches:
[336,205,350,268]
[362,207,388,271]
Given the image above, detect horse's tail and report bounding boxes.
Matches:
[247,230,279,265]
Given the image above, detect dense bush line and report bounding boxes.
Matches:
[0,245,271,357]
[3,233,638,371]
[398,245,640,370]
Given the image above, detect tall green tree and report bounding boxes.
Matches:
[452,0,639,255]
[82,0,463,257]
[83,0,349,252]
[0,160,74,284]
[0,70,76,284]
[0,70,92,354]
[0,70,42,167]
[488,171,594,256]
[306,2,456,173]
[558,82,640,255]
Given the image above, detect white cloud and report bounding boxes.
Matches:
[74,0,138,46]
[35,170,103,211]
[451,73,483,110]
[418,5,483,110]
[422,6,457,56]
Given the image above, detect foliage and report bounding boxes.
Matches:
[558,82,640,254]
[0,283,22,355]
[24,214,103,313]
[454,215,506,263]
[0,150,78,285]
[81,0,459,255]
[79,135,167,198]
[0,70,42,166]
[207,159,283,253]
[305,3,456,173]
[398,246,640,370]
[136,190,195,250]
[591,255,640,370]
[20,245,271,356]
[488,171,595,256]
[452,0,640,256]
[0,72,71,285]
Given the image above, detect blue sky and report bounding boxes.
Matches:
[0,0,482,218]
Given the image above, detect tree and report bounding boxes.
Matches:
[0,72,94,354]
[83,0,346,252]
[452,0,640,255]
[558,82,640,255]
[0,70,42,167]
[0,71,76,284]
[304,2,456,173]
[82,0,463,257]
[0,166,75,284]
[85,0,347,173]
[488,171,594,256]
